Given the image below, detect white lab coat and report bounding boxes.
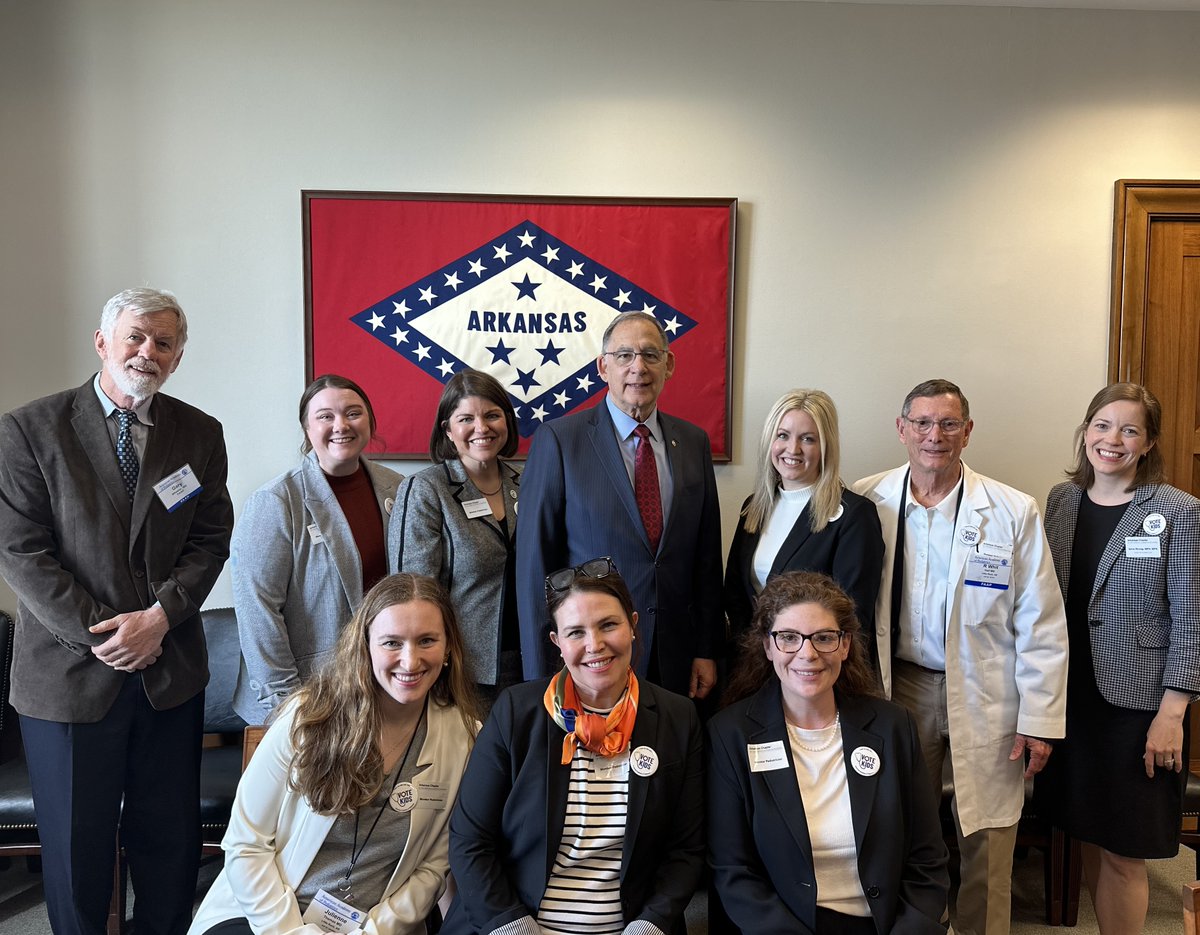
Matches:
[852,463,1067,836]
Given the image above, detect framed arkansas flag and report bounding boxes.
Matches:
[303,191,736,460]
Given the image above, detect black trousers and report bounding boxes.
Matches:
[21,674,204,935]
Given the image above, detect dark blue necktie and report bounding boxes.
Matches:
[115,409,139,499]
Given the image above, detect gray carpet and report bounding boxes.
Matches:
[0,846,1194,934]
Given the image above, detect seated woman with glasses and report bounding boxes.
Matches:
[189,574,480,935]
[443,557,705,935]
[708,572,948,935]
[724,390,884,669]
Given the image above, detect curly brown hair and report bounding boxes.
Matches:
[287,574,481,815]
[722,571,880,707]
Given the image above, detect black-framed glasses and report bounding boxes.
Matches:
[903,417,966,436]
[545,556,617,593]
[769,629,846,654]
[603,348,668,366]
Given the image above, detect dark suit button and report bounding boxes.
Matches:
[1089,619,1101,628]
[648,607,657,615]
[866,886,880,899]
[134,569,145,578]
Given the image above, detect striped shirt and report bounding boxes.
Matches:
[537,744,629,933]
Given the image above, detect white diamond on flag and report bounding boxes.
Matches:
[349,220,698,436]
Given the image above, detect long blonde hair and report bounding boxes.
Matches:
[287,574,480,815]
[742,389,844,535]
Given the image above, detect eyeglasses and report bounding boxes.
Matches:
[768,629,846,653]
[546,556,617,593]
[903,417,966,436]
[603,348,668,367]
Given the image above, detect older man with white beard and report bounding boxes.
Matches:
[0,288,233,935]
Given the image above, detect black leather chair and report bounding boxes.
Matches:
[0,610,127,934]
[198,607,247,855]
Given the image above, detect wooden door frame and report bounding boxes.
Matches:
[1110,180,1200,381]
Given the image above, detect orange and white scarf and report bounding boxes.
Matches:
[543,667,639,766]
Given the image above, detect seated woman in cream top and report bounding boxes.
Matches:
[190,574,480,935]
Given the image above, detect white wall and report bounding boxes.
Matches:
[2,0,1198,611]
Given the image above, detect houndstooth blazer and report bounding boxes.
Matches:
[1044,481,1200,710]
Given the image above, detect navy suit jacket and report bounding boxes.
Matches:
[444,679,705,935]
[0,377,233,721]
[707,683,948,934]
[723,488,884,658]
[516,398,723,694]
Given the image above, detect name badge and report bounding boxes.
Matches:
[462,497,492,519]
[415,780,450,810]
[153,464,201,512]
[1125,536,1161,558]
[594,752,630,780]
[307,523,324,544]
[747,740,789,772]
[979,540,1013,560]
[964,551,1011,590]
[301,888,366,933]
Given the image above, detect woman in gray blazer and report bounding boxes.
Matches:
[1036,383,1200,935]
[232,375,401,724]
[389,370,521,704]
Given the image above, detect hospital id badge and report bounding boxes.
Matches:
[963,550,1011,590]
[302,888,368,933]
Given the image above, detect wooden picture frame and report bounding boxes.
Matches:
[303,191,736,460]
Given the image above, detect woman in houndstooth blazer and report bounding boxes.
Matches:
[1036,383,1200,935]
[389,370,522,708]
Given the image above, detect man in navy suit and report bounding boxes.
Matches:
[0,288,233,935]
[517,311,723,698]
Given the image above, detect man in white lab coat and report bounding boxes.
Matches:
[853,379,1067,935]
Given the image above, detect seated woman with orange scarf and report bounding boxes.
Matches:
[443,557,704,935]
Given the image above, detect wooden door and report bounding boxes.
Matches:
[1110,180,1200,773]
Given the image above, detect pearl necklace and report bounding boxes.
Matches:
[789,712,841,753]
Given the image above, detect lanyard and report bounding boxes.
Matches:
[889,468,966,639]
[337,702,425,897]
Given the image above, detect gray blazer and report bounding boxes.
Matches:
[388,459,520,685]
[231,452,401,723]
[0,378,233,722]
[1045,481,1200,710]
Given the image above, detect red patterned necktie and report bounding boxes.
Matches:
[633,424,663,552]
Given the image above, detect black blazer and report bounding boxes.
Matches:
[445,679,705,935]
[724,489,884,656]
[707,682,948,934]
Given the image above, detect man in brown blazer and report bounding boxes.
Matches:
[0,288,233,935]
